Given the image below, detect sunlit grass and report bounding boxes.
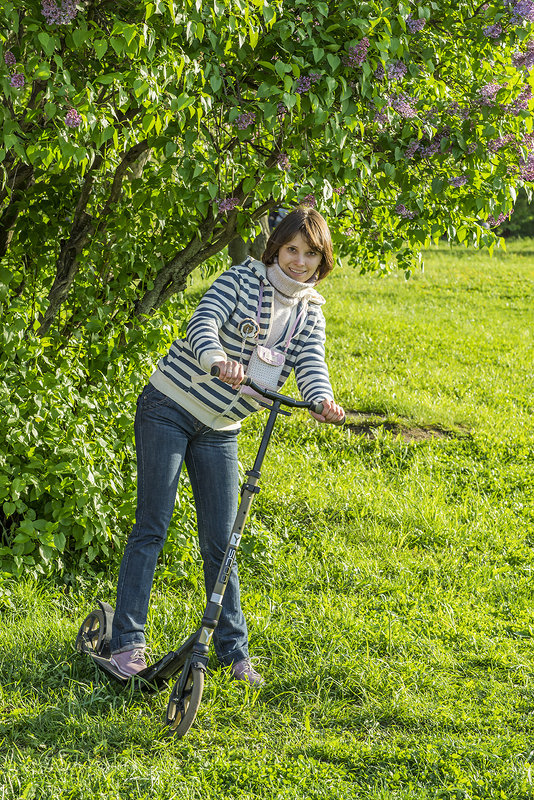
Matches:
[1,242,534,799]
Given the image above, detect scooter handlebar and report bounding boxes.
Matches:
[210,365,344,422]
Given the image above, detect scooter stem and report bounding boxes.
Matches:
[194,400,283,655]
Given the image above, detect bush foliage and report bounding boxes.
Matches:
[1,0,534,578]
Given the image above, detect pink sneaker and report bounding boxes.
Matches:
[231,658,264,686]
[110,647,147,677]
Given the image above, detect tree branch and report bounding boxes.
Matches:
[37,140,150,335]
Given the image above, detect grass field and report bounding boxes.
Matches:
[1,242,534,799]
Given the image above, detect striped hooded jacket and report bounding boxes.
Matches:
[150,257,334,429]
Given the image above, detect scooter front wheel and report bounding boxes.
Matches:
[165,666,204,738]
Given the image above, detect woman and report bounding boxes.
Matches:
[109,206,345,684]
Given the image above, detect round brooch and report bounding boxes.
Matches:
[239,318,260,341]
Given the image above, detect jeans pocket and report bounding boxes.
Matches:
[140,384,172,410]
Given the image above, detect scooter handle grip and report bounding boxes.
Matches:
[210,365,221,377]
[310,402,346,425]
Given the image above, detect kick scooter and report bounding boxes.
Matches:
[75,368,343,738]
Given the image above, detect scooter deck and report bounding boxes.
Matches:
[87,632,200,690]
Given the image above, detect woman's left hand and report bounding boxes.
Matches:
[310,398,345,425]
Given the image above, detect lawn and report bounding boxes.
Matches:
[1,241,533,799]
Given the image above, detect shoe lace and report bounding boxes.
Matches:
[130,648,147,663]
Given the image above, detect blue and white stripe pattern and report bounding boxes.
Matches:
[155,258,333,424]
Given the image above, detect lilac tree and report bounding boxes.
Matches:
[1,0,533,335]
[1,0,534,576]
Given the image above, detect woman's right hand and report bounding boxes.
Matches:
[213,359,245,389]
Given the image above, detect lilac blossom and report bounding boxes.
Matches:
[65,108,82,128]
[344,38,370,67]
[296,73,321,94]
[510,1,534,23]
[374,64,386,81]
[407,14,427,33]
[512,42,534,69]
[4,51,16,67]
[387,60,408,81]
[277,103,288,118]
[41,0,78,25]
[487,134,516,152]
[479,82,505,105]
[405,140,420,159]
[395,204,416,219]
[235,111,255,130]
[333,186,346,195]
[390,93,417,118]
[420,140,441,158]
[9,72,25,89]
[487,210,513,226]
[301,194,317,207]
[276,153,290,170]
[217,197,239,213]
[449,176,469,187]
[509,86,532,114]
[520,153,534,180]
[483,23,503,37]
[373,107,388,125]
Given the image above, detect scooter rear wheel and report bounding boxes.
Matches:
[75,608,108,655]
[165,666,204,738]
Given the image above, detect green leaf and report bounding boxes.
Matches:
[326,54,341,72]
[94,40,108,59]
[38,32,56,57]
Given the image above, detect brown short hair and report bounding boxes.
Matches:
[262,207,334,282]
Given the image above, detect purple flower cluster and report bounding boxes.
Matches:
[4,51,16,67]
[487,210,513,227]
[510,85,532,114]
[65,108,82,128]
[446,102,470,119]
[344,37,370,67]
[374,64,385,81]
[513,47,534,70]
[395,204,416,219]
[333,186,346,195]
[387,60,408,82]
[9,72,25,89]
[520,153,534,180]
[217,197,239,213]
[407,14,427,33]
[276,153,290,170]
[488,133,516,152]
[301,194,317,207]
[483,23,503,37]
[405,140,420,159]
[373,106,388,125]
[390,93,417,118]
[277,103,288,118]
[420,140,441,158]
[41,0,78,25]
[235,111,255,130]
[510,1,534,22]
[479,82,505,105]
[449,176,469,187]
[296,73,321,94]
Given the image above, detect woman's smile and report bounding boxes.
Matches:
[277,232,322,282]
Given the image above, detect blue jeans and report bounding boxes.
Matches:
[110,384,249,666]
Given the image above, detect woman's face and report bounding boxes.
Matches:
[277,232,322,282]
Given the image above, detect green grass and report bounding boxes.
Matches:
[1,241,534,799]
